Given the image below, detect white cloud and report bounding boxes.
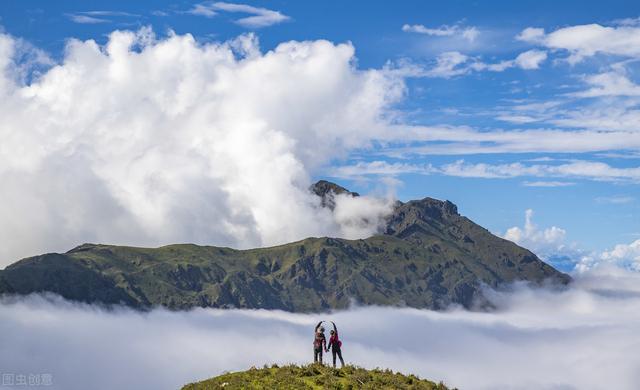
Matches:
[501,211,640,273]
[595,195,635,204]
[549,105,640,132]
[188,3,218,18]
[514,49,548,69]
[330,161,426,179]
[0,29,405,264]
[65,11,139,24]
[402,23,479,42]
[511,23,640,133]
[570,71,640,97]
[517,23,640,63]
[495,100,564,125]
[495,114,539,123]
[331,158,640,184]
[471,49,548,72]
[516,27,545,42]
[613,16,640,27]
[522,181,575,187]
[577,240,640,272]
[601,240,640,266]
[461,28,480,43]
[332,194,395,239]
[66,13,110,24]
[411,48,547,78]
[384,125,640,156]
[493,92,640,133]
[430,160,640,183]
[424,51,470,78]
[188,2,290,27]
[81,11,140,17]
[503,209,568,258]
[5,269,640,390]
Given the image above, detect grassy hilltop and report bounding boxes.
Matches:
[182,364,453,390]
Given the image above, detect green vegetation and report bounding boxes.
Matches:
[0,182,569,311]
[182,364,453,390]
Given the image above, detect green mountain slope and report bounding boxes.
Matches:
[182,364,452,390]
[0,181,569,311]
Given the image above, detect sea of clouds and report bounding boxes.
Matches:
[2,266,640,390]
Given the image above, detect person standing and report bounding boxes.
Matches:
[327,322,344,368]
[313,321,327,364]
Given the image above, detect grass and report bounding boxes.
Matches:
[181,363,453,390]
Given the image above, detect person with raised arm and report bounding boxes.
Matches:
[326,321,345,368]
[313,321,327,364]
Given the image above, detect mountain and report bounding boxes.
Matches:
[181,364,452,390]
[310,179,360,209]
[0,181,569,311]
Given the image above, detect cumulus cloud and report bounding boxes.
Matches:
[4,268,640,390]
[577,239,640,272]
[0,29,405,265]
[332,193,395,238]
[503,209,568,259]
[501,211,640,273]
[600,240,640,267]
[188,2,290,27]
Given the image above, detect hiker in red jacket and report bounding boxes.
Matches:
[326,321,344,368]
[313,321,327,364]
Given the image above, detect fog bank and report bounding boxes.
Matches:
[2,267,640,389]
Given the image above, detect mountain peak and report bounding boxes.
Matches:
[310,180,360,198]
[310,180,359,209]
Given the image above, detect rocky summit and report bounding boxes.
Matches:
[0,181,569,311]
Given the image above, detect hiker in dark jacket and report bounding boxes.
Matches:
[326,322,344,368]
[313,321,327,364]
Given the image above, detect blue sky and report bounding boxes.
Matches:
[0,1,639,270]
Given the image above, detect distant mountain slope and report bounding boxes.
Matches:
[0,181,569,311]
[182,364,451,390]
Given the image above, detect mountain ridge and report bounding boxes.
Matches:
[0,181,569,311]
